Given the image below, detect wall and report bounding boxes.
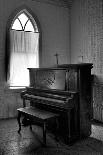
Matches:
[71,0,103,122]
[0,0,70,118]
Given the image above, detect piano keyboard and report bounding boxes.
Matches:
[23,94,73,108]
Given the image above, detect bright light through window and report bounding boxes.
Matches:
[9,11,39,88]
[11,12,36,32]
[25,20,34,32]
[12,19,22,30]
[18,13,28,28]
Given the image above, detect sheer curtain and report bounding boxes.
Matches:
[8,30,39,87]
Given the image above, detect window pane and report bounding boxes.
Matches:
[25,20,34,32]
[18,13,28,29]
[9,30,39,87]
[9,11,39,87]
[12,19,22,30]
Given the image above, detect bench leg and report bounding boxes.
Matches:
[17,111,21,133]
[43,122,46,146]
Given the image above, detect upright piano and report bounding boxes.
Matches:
[21,63,93,144]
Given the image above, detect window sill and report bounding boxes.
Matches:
[9,86,26,89]
[4,86,26,93]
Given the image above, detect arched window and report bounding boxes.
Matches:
[7,10,40,88]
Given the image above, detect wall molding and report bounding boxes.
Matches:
[31,0,72,8]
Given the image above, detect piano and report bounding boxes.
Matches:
[21,63,93,144]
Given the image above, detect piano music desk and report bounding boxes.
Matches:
[17,106,59,146]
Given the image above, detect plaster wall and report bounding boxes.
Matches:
[71,0,103,122]
[0,0,70,118]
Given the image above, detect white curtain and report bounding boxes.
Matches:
[8,30,39,87]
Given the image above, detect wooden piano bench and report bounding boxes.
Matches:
[17,106,59,146]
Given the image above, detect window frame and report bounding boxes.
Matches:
[5,6,42,89]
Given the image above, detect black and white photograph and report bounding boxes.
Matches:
[0,0,103,154]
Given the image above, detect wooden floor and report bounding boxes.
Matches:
[0,118,62,155]
[0,118,103,154]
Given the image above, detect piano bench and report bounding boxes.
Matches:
[17,106,59,146]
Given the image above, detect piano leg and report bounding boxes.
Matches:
[43,122,46,146]
[68,110,71,144]
[54,117,59,142]
[17,111,21,133]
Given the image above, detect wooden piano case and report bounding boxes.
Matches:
[21,63,93,144]
[57,63,93,138]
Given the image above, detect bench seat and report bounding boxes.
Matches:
[17,106,59,145]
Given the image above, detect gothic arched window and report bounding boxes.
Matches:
[8,10,40,88]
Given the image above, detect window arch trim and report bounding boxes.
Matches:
[11,10,39,32]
